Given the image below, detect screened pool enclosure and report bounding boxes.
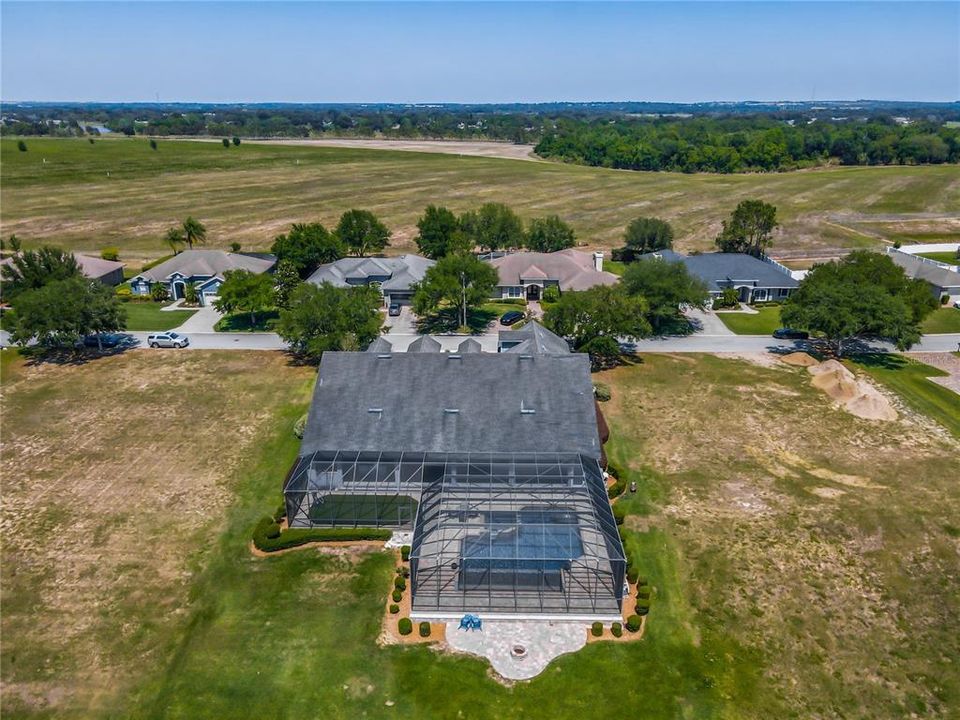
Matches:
[283,450,626,617]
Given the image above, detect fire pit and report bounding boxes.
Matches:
[510,644,528,659]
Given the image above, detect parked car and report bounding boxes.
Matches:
[500,310,525,326]
[147,331,190,348]
[773,328,809,340]
[388,303,402,317]
[77,332,134,349]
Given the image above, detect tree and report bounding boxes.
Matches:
[181,217,207,250]
[622,257,709,332]
[335,209,391,257]
[17,140,27,152]
[277,283,383,361]
[213,270,274,324]
[412,253,499,329]
[9,235,22,253]
[164,227,186,255]
[230,242,242,253]
[0,246,82,301]
[222,138,230,148]
[10,276,125,349]
[715,200,777,257]
[781,251,936,356]
[149,139,158,150]
[270,222,344,278]
[273,259,302,309]
[543,285,651,366]
[150,283,170,302]
[460,203,524,253]
[525,215,576,253]
[414,205,468,259]
[613,217,674,262]
[232,136,241,146]
[184,283,200,305]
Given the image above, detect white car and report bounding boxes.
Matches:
[147,331,190,349]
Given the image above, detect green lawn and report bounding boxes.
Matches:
[915,251,959,264]
[214,310,279,332]
[124,302,196,331]
[851,354,960,438]
[921,306,960,334]
[3,137,959,262]
[716,306,782,335]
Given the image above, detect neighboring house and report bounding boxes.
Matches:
[488,249,618,301]
[642,250,799,304]
[306,254,434,307]
[498,320,572,354]
[1,252,125,286]
[128,250,276,307]
[887,249,960,303]
[283,328,625,621]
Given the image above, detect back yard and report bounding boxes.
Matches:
[1,350,958,718]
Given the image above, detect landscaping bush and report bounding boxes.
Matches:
[115,286,133,302]
[389,603,400,614]
[251,517,391,552]
[293,413,308,439]
[591,621,603,637]
[613,504,626,525]
[593,382,611,402]
[942,294,950,305]
[391,589,402,603]
[419,622,431,638]
[101,247,120,261]
[635,600,650,616]
[265,522,281,540]
[637,588,651,600]
[398,618,412,636]
[611,622,623,638]
[626,565,639,584]
[714,287,741,309]
[607,477,626,499]
[150,283,170,302]
[401,545,411,561]
[636,576,649,587]
[542,285,561,303]
[626,614,642,632]
[17,140,27,152]
[394,576,406,591]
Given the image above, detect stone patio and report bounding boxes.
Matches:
[445,620,586,680]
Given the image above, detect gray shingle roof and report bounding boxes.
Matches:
[299,351,601,457]
[307,254,434,291]
[640,251,798,292]
[456,338,483,353]
[888,251,960,289]
[498,321,571,355]
[367,337,393,353]
[407,335,442,353]
[135,250,275,282]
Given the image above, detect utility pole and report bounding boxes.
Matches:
[460,272,467,328]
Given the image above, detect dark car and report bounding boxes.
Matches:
[78,332,133,349]
[500,310,525,326]
[773,328,809,340]
[388,303,402,317]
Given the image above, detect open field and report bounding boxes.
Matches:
[240,136,539,160]
[2,349,958,718]
[2,137,958,265]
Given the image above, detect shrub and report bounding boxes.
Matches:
[273,503,286,522]
[542,285,561,303]
[401,545,411,561]
[389,603,400,614]
[115,286,133,302]
[232,136,241,146]
[222,138,231,148]
[293,413,308,438]
[265,522,281,539]
[398,618,412,636]
[17,140,27,152]
[713,287,740,309]
[150,283,170,302]
[613,504,626,525]
[626,614,642,632]
[591,621,603,637]
[941,294,950,305]
[637,588,650,600]
[611,622,623,638]
[101,247,120,261]
[608,478,626,499]
[636,576,649,587]
[149,139,158,150]
[627,565,639,584]
[394,576,406,591]
[391,589,402,603]
[184,283,199,305]
[593,382,611,402]
[635,601,650,616]
[89,137,95,144]
[419,621,431,638]
[893,240,902,249]
[251,517,391,552]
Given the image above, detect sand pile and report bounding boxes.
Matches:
[779,352,818,367]
[805,359,898,421]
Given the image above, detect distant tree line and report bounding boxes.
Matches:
[534,117,960,172]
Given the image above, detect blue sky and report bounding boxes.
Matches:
[2,2,957,103]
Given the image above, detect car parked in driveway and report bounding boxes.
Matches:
[772,327,809,340]
[388,303,402,317]
[500,310,525,326]
[147,331,190,348]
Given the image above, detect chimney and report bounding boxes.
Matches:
[593,251,604,272]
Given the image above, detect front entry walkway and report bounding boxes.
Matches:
[446,620,586,680]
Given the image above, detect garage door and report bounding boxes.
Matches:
[389,292,413,306]
[203,293,219,307]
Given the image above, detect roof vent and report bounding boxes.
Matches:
[519,354,533,360]
[376,354,392,359]
[367,407,383,417]
[520,400,536,415]
[448,354,462,360]
[444,408,460,414]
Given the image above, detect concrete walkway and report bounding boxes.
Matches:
[446,620,586,680]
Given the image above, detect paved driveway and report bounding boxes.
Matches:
[170,304,223,333]
[684,308,734,336]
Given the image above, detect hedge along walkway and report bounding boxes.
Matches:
[379,547,446,646]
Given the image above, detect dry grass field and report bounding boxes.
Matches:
[2,138,958,266]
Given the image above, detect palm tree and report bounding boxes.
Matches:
[181,217,207,250]
[165,227,186,255]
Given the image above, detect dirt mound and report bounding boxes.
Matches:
[806,360,898,421]
[780,352,818,367]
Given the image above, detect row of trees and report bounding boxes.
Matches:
[535,117,960,173]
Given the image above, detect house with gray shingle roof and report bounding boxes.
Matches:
[498,321,572,354]
[129,250,276,306]
[641,250,798,304]
[306,254,434,307]
[887,249,960,303]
